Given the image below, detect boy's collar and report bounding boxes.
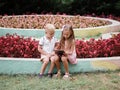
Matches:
[44,36,54,40]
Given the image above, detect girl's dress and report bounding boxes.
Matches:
[67,50,77,64]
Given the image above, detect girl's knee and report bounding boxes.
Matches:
[51,55,59,61]
[50,58,55,63]
[61,56,67,62]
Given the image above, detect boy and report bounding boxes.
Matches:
[38,24,60,78]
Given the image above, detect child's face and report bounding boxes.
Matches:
[63,29,71,39]
[46,30,54,39]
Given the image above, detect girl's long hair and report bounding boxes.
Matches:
[60,24,75,49]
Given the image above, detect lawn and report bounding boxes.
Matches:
[0,71,120,90]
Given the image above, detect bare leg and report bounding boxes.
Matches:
[61,56,69,74]
[54,55,61,71]
[53,55,61,78]
[48,55,60,73]
[48,56,55,74]
[40,57,49,74]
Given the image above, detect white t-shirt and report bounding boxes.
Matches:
[39,36,57,54]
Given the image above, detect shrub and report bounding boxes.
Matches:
[0,33,120,58]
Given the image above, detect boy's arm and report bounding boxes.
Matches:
[38,37,49,56]
[38,45,48,56]
[38,45,54,57]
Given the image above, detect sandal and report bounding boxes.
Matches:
[53,71,61,78]
[63,73,70,80]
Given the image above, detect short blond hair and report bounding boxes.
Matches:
[44,24,55,32]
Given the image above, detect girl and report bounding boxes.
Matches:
[54,24,77,79]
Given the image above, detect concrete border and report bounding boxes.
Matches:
[0,57,120,74]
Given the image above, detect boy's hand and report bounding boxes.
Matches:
[46,54,51,58]
[47,52,55,58]
[51,52,55,56]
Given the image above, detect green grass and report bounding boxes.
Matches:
[0,71,120,90]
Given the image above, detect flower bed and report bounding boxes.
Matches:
[0,15,111,29]
[0,15,120,38]
[0,34,40,58]
[0,15,120,74]
[76,33,120,58]
[0,33,120,58]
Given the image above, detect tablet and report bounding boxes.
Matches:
[55,50,64,56]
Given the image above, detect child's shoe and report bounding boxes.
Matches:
[38,74,44,78]
[47,73,53,78]
[63,73,70,80]
[53,70,61,78]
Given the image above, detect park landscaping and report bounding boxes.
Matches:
[0,14,120,74]
[0,1,120,90]
[0,14,120,58]
[0,33,120,58]
[0,15,111,29]
[0,71,120,90]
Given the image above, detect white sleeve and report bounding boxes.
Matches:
[54,37,58,42]
[39,37,44,46]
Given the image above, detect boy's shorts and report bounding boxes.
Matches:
[40,55,52,62]
[40,55,47,61]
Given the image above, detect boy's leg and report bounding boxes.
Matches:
[40,57,49,75]
[48,57,55,77]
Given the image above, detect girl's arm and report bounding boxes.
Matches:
[54,42,60,50]
[65,40,75,55]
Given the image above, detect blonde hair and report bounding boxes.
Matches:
[44,24,55,32]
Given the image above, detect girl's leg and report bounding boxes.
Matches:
[40,57,49,75]
[53,55,61,78]
[48,55,60,74]
[61,56,69,75]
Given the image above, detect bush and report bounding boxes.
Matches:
[0,34,40,58]
[0,33,120,58]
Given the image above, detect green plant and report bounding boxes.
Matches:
[115,0,120,9]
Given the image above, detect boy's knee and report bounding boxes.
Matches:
[43,59,49,65]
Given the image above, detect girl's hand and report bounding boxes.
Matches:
[63,52,67,56]
[65,51,72,55]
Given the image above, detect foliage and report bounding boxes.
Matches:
[0,15,110,29]
[0,0,119,15]
[115,0,120,15]
[0,34,40,58]
[0,33,120,58]
[76,34,120,58]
